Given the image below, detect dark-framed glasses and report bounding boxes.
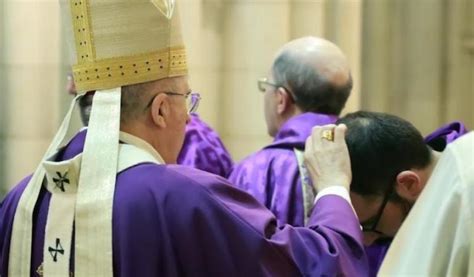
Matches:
[145,91,201,114]
[257,77,297,102]
[361,186,394,235]
[186,91,201,114]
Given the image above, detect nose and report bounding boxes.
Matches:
[66,74,77,94]
[363,232,381,246]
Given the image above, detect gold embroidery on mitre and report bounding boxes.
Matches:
[72,47,187,91]
[70,0,96,62]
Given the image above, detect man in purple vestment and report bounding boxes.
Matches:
[229,36,352,227]
[67,74,233,178]
[331,111,468,276]
[0,1,368,276]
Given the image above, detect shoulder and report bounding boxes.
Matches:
[237,147,295,166]
[446,132,474,187]
[1,175,32,212]
[114,163,269,222]
[231,147,296,176]
[0,175,33,238]
[116,163,232,202]
[423,132,474,205]
[448,132,474,159]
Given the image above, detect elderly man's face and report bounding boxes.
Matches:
[155,76,191,162]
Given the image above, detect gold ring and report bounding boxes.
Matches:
[321,130,334,141]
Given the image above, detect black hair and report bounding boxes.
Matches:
[337,111,432,197]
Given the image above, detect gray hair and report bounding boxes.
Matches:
[272,51,352,116]
[120,81,156,124]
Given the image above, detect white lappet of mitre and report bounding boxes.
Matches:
[8,1,187,276]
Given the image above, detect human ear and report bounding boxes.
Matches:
[395,171,423,202]
[276,87,291,115]
[150,94,169,128]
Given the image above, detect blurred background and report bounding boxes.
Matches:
[0,0,473,198]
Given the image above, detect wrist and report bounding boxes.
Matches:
[315,179,350,191]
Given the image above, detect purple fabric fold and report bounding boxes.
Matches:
[229,112,338,227]
[365,241,390,277]
[424,121,468,151]
[178,114,233,178]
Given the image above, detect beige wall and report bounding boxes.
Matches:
[0,0,5,196]
[1,0,472,196]
[1,0,64,192]
[361,0,474,135]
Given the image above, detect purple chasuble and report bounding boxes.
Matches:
[0,130,369,276]
[366,121,469,277]
[424,121,468,151]
[229,112,338,227]
[365,241,391,277]
[177,113,233,178]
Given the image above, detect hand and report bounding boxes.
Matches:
[304,124,352,192]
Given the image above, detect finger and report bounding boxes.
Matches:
[311,125,323,146]
[304,136,313,162]
[334,124,347,143]
[321,124,337,129]
[319,124,336,143]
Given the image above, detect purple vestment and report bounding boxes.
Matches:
[365,241,391,277]
[425,121,468,151]
[229,112,338,227]
[177,114,233,178]
[366,121,469,277]
[0,130,369,276]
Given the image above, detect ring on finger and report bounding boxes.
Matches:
[321,129,334,142]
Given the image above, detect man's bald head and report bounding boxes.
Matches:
[272,36,352,115]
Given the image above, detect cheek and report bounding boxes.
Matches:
[263,94,277,127]
[379,203,405,236]
[350,194,375,221]
[175,108,188,138]
[172,103,188,125]
[263,96,270,117]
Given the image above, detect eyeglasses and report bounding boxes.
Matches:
[361,185,394,235]
[145,91,201,114]
[257,77,297,102]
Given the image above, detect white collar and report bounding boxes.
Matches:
[119,131,166,164]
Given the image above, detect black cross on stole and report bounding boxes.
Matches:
[48,238,65,262]
[52,172,70,192]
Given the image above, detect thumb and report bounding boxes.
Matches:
[334,124,347,143]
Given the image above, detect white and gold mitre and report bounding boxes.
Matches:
[66,0,187,92]
[9,1,186,277]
